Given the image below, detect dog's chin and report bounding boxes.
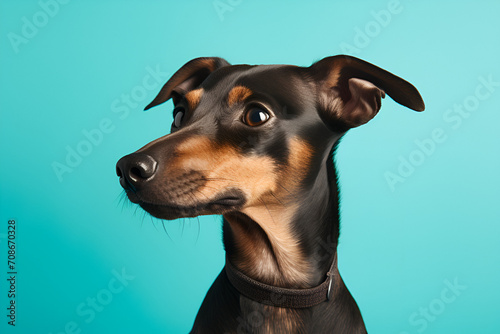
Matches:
[125,190,245,220]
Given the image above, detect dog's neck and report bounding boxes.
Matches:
[223,146,340,289]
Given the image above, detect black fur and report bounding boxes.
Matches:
[116,55,424,333]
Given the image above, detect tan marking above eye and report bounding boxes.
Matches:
[184,88,204,110]
[227,85,253,106]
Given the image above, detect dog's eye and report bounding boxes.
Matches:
[244,107,270,126]
[173,107,185,128]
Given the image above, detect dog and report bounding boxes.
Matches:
[116,55,424,333]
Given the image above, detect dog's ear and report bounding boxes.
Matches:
[308,55,424,130]
[144,57,230,110]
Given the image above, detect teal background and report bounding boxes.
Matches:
[1,0,499,333]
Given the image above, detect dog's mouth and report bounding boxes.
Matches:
[124,189,246,220]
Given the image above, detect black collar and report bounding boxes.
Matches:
[224,253,337,308]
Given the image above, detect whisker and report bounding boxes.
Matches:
[150,215,160,233]
[193,188,212,200]
[195,216,201,244]
[115,191,132,212]
[114,191,125,206]
[204,177,237,182]
[162,220,174,243]
[269,190,284,206]
[140,209,148,228]
[260,198,276,226]
[276,182,292,196]
[181,217,185,237]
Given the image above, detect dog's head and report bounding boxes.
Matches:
[116,56,424,220]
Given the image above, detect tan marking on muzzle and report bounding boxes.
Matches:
[168,136,278,206]
[227,85,253,107]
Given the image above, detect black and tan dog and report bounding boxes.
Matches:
[116,55,424,333]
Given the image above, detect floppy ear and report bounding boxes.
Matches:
[144,57,230,110]
[308,55,424,130]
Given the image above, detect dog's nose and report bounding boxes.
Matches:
[116,153,158,191]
